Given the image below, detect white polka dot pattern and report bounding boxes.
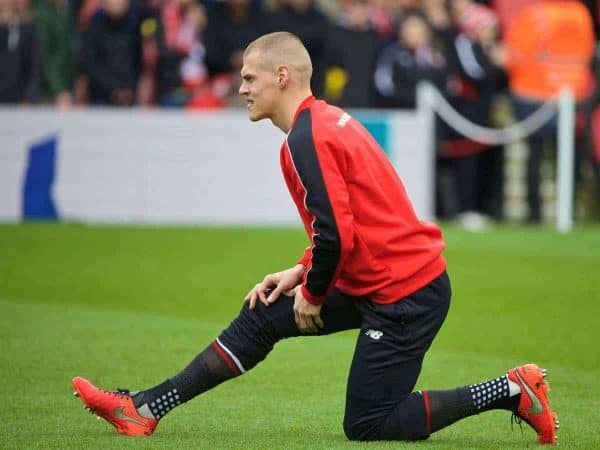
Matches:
[151,388,181,419]
[469,376,509,410]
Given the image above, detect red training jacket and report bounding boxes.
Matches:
[280,96,446,305]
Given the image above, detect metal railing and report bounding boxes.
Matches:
[417,83,575,232]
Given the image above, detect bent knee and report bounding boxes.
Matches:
[343,422,362,441]
[343,417,430,442]
[343,418,377,441]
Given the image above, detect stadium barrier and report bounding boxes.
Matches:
[0,107,431,225]
[417,83,575,233]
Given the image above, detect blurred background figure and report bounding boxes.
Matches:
[82,0,140,106]
[504,0,595,223]
[374,11,449,109]
[72,0,100,30]
[173,2,209,101]
[361,0,395,41]
[436,0,507,227]
[321,0,382,108]
[0,0,41,104]
[135,2,160,108]
[422,0,453,45]
[137,0,217,108]
[203,0,267,104]
[34,0,76,108]
[266,0,329,96]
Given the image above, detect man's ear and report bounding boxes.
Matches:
[277,66,290,88]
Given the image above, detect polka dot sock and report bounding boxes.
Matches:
[132,379,181,420]
[146,387,182,420]
[423,374,520,433]
[131,342,240,421]
[469,375,511,411]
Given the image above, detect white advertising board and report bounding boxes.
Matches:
[0,107,430,225]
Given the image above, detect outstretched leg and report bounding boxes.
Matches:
[134,290,361,416]
[73,289,361,434]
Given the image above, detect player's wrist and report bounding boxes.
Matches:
[301,285,325,305]
[291,264,305,279]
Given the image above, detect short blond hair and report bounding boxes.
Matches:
[244,32,313,82]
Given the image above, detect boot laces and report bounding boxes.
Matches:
[99,388,131,398]
[511,413,524,435]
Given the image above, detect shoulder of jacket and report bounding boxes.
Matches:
[287,123,313,151]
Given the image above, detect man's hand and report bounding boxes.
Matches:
[293,289,324,334]
[244,264,305,309]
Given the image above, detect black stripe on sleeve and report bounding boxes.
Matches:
[287,109,341,297]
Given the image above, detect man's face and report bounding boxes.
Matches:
[239,51,281,122]
[400,17,430,50]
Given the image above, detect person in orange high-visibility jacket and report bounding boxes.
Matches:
[504,0,594,102]
[504,1,595,222]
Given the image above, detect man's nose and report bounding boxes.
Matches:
[239,83,248,96]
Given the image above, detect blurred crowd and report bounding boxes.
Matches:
[2,0,599,224]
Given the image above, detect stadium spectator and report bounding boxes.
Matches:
[202,0,268,105]
[81,0,141,105]
[438,2,507,225]
[140,0,212,107]
[504,0,595,223]
[203,0,266,76]
[374,11,449,108]
[73,32,559,446]
[363,0,398,41]
[136,9,158,106]
[422,0,453,44]
[33,0,76,107]
[321,0,383,107]
[72,0,101,30]
[266,0,330,96]
[0,0,41,104]
[170,2,207,93]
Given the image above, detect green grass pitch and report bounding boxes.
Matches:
[1,223,599,449]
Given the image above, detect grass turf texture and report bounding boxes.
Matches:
[1,223,598,449]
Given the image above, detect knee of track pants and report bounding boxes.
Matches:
[218,298,297,372]
[342,419,362,441]
[343,417,430,442]
[342,415,380,441]
[343,394,431,442]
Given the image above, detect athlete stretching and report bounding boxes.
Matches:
[72,32,558,445]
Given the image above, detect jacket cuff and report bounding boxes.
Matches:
[301,285,325,305]
[298,252,311,267]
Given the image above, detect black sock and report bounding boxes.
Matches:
[132,379,180,420]
[133,341,240,420]
[424,375,519,433]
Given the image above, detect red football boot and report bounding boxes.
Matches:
[72,376,158,436]
[507,364,559,445]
